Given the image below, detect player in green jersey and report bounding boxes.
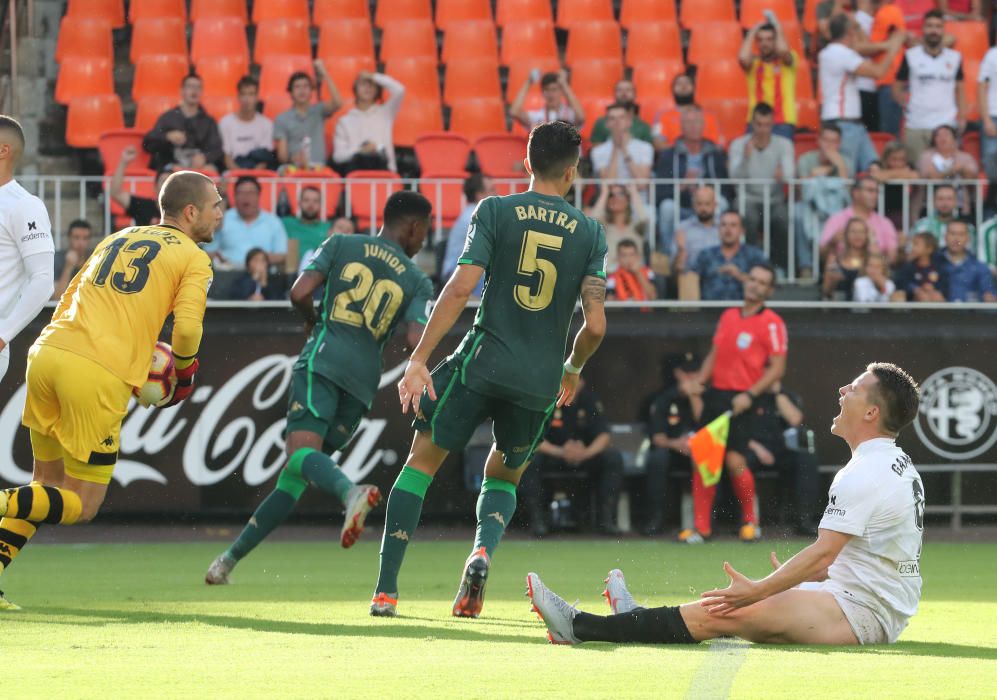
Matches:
[370,121,609,618]
[205,191,435,584]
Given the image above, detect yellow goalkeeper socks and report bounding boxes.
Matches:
[1,483,83,525]
[0,518,39,574]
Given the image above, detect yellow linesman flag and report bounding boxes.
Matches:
[689,411,731,487]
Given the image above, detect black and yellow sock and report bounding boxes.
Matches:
[225,464,307,562]
[0,519,39,574]
[374,466,432,595]
[473,477,517,559]
[2,483,83,524]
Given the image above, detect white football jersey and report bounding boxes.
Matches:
[0,179,54,321]
[820,437,924,643]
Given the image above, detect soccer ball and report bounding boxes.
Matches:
[134,341,177,408]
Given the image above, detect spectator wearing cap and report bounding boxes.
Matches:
[142,72,224,173]
[205,176,288,268]
[333,70,406,173]
[274,60,344,171]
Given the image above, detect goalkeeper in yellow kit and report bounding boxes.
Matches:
[0,171,221,609]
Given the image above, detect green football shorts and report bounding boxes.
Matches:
[286,369,367,453]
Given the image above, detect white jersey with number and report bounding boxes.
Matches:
[819,437,924,643]
[0,179,54,320]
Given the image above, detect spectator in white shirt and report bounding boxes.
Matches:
[509,70,585,130]
[892,10,965,165]
[853,254,896,302]
[590,103,654,187]
[976,44,997,181]
[819,13,906,173]
[219,76,276,171]
[332,71,406,174]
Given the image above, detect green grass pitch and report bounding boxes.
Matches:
[4,537,995,699]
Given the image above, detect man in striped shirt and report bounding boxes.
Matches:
[739,21,798,140]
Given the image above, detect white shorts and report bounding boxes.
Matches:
[799,581,889,645]
[0,345,9,384]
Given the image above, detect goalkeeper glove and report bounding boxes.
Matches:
[165,357,199,407]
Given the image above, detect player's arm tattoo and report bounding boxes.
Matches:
[580,275,607,313]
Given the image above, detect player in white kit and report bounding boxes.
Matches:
[0,116,55,384]
[528,362,924,646]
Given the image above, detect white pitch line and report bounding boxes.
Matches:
[684,637,751,700]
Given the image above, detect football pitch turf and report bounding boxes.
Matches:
[4,537,995,699]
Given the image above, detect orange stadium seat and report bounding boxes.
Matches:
[680,0,735,28]
[579,97,614,141]
[380,20,438,62]
[796,97,819,130]
[963,60,981,119]
[565,21,623,64]
[803,0,820,35]
[687,22,743,65]
[557,0,615,29]
[436,0,492,29]
[779,22,806,57]
[280,171,344,219]
[320,55,377,96]
[414,132,472,174]
[473,134,528,177]
[134,96,175,131]
[625,22,682,66]
[948,21,989,64]
[191,18,249,67]
[702,97,749,143]
[386,57,442,101]
[253,0,310,23]
[225,170,281,211]
[444,59,502,104]
[318,19,376,62]
[419,174,468,226]
[450,97,509,141]
[66,0,124,28]
[346,171,404,229]
[695,59,747,100]
[442,21,499,64]
[620,0,676,28]
[198,56,249,98]
[259,56,314,102]
[962,131,981,163]
[66,94,123,148]
[393,98,444,147]
[190,0,248,23]
[129,0,186,22]
[97,129,149,174]
[254,19,311,65]
[740,0,799,28]
[631,59,686,102]
[506,58,561,105]
[569,59,625,101]
[638,95,673,124]
[55,57,114,106]
[796,57,814,100]
[501,21,558,65]
[107,168,156,223]
[496,0,553,27]
[55,17,113,62]
[313,0,371,25]
[132,55,189,101]
[375,0,433,28]
[794,130,817,159]
[202,95,240,120]
[262,93,296,119]
[130,17,187,64]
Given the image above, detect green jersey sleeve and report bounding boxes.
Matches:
[304,233,340,277]
[457,197,497,269]
[403,274,435,325]
[585,220,609,279]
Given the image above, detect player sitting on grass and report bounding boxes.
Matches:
[370,120,608,618]
[528,363,924,646]
[0,170,220,609]
[205,192,435,584]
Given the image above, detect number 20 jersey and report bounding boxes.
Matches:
[295,234,434,408]
[455,192,607,411]
[36,225,213,388]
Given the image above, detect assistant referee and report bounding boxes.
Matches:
[687,262,787,543]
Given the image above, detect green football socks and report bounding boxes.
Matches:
[473,477,518,559]
[288,448,354,506]
[374,466,433,595]
[225,458,310,562]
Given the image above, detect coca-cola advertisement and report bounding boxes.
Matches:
[1,305,994,517]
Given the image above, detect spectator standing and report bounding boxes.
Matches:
[820,176,900,263]
[643,352,703,536]
[333,70,405,173]
[142,73,223,172]
[939,220,997,301]
[297,217,355,274]
[206,176,288,267]
[912,183,975,245]
[673,185,719,274]
[442,173,496,294]
[219,76,276,171]
[282,186,331,273]
[654,106,729,255]
[796,123,852,277]
[727,103,795,270]
[893,10,966,165]
[51,219,92,299]
[652,74,722,149]
[819,14,905,173]
[607,240,657,301]
[109,146,170,226]
[228,247,286,301]
[274,60,344,171]
[869,0,907,135]
[977,43,997,181]
[590,104,654,186]
[822,216,875,299]
[519,380,625,537]
[853,253,897,300]
[854,0,880,133]
[687,211,769,300]
[738,21,799,140]
[869,141,919,229]
[590,80,653,145]
[687,263,787,543]
[510,70,585,130]
[891,231,948,300]
[585,182,648,271]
